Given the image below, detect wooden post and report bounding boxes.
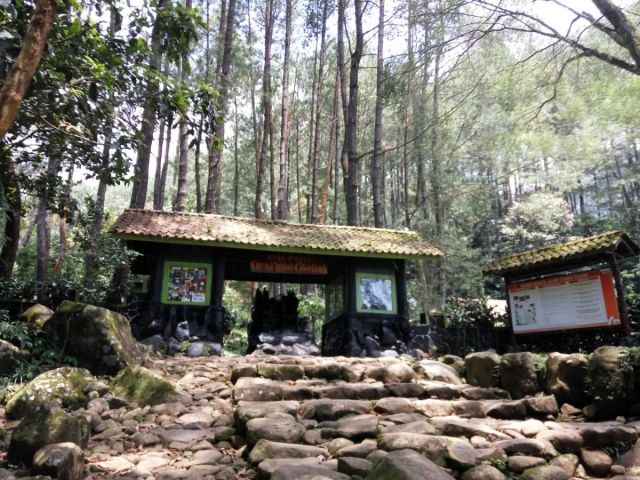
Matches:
[504,276,514,331]
[608,255,632,336]
[395,260,410,343]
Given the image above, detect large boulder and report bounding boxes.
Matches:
[19,304,53,328]
[545,353,590,407]
[500,353,540,399]
[110,365,187,406]
[465,351,501,388]
[43,301,144,376]
[5,367,95,420]
[7,407,89,465]
[414,360,462,384]
[32,442,85,480]
[587,346,636,417]
[366,449,455,480]
[0,339,29,375]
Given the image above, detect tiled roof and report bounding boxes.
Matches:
[111,209,443,259]
[483,230,639,275]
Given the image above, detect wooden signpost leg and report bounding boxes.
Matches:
[608,256,632,336]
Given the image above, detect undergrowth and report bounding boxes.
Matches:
[0,309,76,396]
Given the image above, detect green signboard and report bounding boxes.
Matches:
[161,261,212,305]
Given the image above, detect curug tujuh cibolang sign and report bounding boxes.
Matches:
[249,254,329,275]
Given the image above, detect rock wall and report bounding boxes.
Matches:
[465,347,640,420]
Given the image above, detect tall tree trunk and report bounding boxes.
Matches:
[0,0,55,281]
[333,103,340,224]
[269,89,276,220]
[157,110,174,210]
[205,0,237,213]
[310,0,329,224]
[130,0,167,209]
[174,0,193,212]
[344,0,364,226]
[295,119,302,222]
[247,0,260,167]
[306,34,319,223]
[430,40,445,308]
[36,154,57,293]
[53,165,74,278]
[319,69,339,224]
[35,200,51,288]
[0,148,20,281]
[337,0,349,220]
[233,94,240,216]
[255,0,274,220]
[276,0,292,221]
[193,116,204,212]
[192,0,213,213]
[153,118,166,210]
[371,0,385,228]
[402,100,411,227]
[87,5,120,284]
[0,0,55,142]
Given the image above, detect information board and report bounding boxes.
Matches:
[508,270,620,334]
[162,261,212,305]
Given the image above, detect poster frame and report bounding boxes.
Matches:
[355,271,398,315]
[161,260,213,306]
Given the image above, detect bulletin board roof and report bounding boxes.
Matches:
[483,230,639,277]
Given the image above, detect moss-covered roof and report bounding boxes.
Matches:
[111,209,443,259]
[483,230,639,276]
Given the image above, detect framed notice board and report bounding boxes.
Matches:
[355,271,398,315]
[508,270,620,334]
[161,261,212,306]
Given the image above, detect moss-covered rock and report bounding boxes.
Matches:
[110,365,186,406]
[19,304,53,329]
[440,355,465,376]
[587,346,637,418]
[0,339,29,375]
[7,407,89,465]
[465,351,500,388]
[500,353,539,399]
[545,352,590,407]
[43,301,144,376]
[5,367,95,420]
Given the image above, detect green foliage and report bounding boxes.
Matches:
[443,297,506,328]
[499,192,575,254]
[1,198,134,305]
[222,283,252,330]
[587,347,638,405]
[298,291,325,342]
[622,259,640,325]
[0,310,76,392]
[222,283,251,355]
[224,328,248,356]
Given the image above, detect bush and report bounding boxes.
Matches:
[443,297,506,328]
[0,309,76,393]
[298,291,324,342]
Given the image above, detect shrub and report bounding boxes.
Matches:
[443,297,506,328]
[0,309,76,393]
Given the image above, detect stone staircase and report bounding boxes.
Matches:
[222,355,640,479]
[31,352,640,479]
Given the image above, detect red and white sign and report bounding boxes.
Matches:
[508,270,620,334]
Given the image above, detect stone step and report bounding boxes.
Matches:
[232,376,513,403]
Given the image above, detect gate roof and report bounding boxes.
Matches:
[111,209,443,260]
